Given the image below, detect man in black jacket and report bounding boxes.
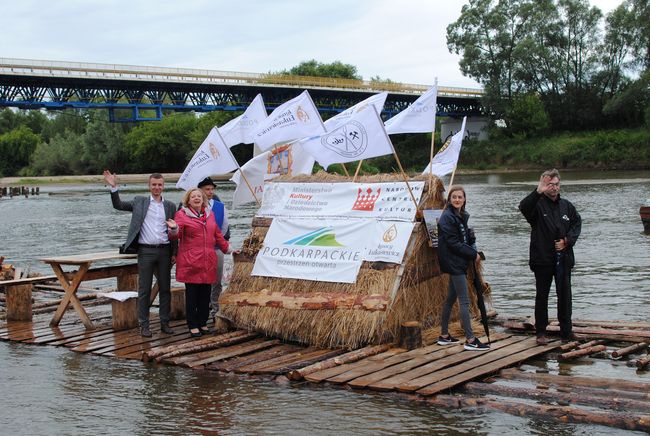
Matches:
[519,169,582,344]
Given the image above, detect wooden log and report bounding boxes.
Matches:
[169,287,185,320]
[155,332,259,363]
[577,339,606,349]
[462,382,650,413]
[559,341,580,351]
[6,284,32,321]
[398,321,422,351]
[499,368,650,392]
[116,273,138,291]
[423,394,650,432]
[111,298,138,331]
[612,342,648,358]
[559,345,607,361]
[637,355,650,369]
[32,293,99,309]
[287,343,391,380]
[144,330,253,361]
[219,288,389,311]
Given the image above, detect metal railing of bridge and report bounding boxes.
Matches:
[0,57,483,98]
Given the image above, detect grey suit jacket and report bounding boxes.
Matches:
[110,191,178,255]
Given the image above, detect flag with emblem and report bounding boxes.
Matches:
[218,94,268,147]
[325,92,388,131]
[384,83,437,135]
[422,117,466,177]
[251,90,326,151]
[231,141,316,207]
[300,106,393,170]
[176,127,239,191]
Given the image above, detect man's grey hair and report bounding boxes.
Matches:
[541,168,560,180]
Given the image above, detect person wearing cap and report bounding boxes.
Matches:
[196,177,231,321]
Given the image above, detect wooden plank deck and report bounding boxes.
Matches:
[2,307,650,432]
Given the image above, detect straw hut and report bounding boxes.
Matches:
[220,172,489,349]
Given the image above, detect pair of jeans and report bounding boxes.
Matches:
[440,274,474,340]
[209,248,225,318]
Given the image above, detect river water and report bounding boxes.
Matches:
[1,170,649,435]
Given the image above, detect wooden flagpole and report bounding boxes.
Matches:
[352,160,363,182]
[428,78,439,184]
[370,105,419,211]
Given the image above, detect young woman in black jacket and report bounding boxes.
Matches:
[437,186,489,351]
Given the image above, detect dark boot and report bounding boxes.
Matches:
[140,325,152,337]
[160,323,174,335]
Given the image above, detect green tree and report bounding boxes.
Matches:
[277,59,362,80]
[0,126,41,176]
[79,115,129,173]
[123,112,198,173]
[29,132,85,176]
[506,93,550,137]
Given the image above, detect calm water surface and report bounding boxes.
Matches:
[1,170,649,435]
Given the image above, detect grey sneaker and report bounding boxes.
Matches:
[437,335,461,346]
[140,326,152,337]
[160,323,174,335]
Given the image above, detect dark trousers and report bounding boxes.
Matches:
[137,245,172,328]
[185,283,211,329]
[533,265,573,338]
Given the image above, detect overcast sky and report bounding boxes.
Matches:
[2,0,624,89]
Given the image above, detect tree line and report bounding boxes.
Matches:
[447,0,649,136]
[0,107,436,177]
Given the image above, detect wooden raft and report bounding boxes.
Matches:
[1,304,650,432]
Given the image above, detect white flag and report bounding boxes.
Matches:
[324,92,388,131]
[230,142,315,207]
[384,83,437,135]
[300,106,394,170]
[251,90,325,151]
[422,117,466,177]
[218,94,267,147]
[176,127,239,191]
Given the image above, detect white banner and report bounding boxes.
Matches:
[176,127,239,191]
[252,218,367,283]
[423,117,466,177]
[384,83,437,135]
[365,220,414,263]
[218,94,268,147]
[252,90,325,151]
[257,181,424,221]
[324,92,388,131]
[300,106,394,170]
[230,142,315,207]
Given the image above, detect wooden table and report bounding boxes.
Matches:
[40,251,138,329]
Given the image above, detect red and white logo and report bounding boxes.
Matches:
[352,187,381,211]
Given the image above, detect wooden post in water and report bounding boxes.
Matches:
[6,284,33,321]
[111,298,138,330]
[398,321,423,350]
[169,287,186,320]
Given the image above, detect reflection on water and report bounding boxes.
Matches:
[1,170,649,434]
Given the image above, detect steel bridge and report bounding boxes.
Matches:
[0,58,484,122]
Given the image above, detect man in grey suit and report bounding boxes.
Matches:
[103,170,177,337]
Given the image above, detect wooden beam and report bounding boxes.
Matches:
[220,288,390,311]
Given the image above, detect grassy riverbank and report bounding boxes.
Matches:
[460,128,650,170]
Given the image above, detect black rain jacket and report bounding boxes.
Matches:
[519,189,582,269]
[437,204,478,275]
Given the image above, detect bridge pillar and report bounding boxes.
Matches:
[440,117,489,142]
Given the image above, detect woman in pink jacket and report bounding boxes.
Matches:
[167,188,236,337]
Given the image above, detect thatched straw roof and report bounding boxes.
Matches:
[220,172,490,349]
